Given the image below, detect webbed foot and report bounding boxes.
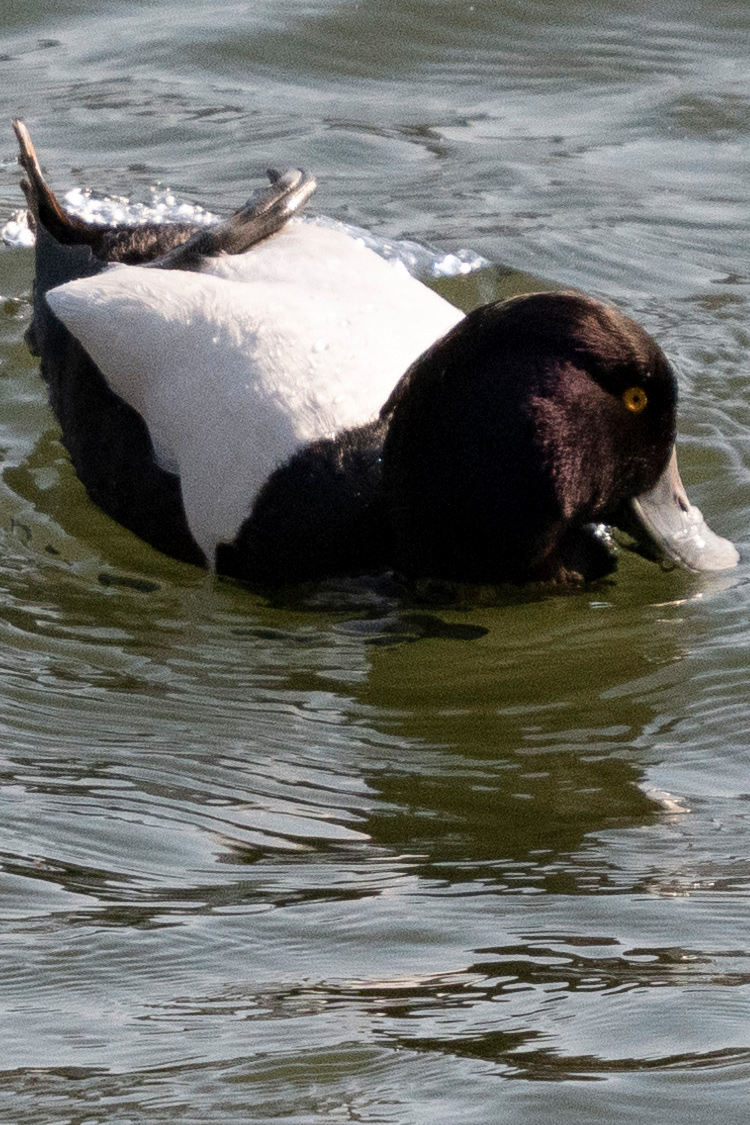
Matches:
[154,167,317,271]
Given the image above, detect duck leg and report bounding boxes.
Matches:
[155,167,317,271]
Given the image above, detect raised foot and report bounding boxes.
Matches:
[153,167,318,271]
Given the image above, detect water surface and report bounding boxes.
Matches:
[1,2,750,1122]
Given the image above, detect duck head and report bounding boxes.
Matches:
[381,291,738,585]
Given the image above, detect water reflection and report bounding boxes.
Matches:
[348,597,682,884]
[335,939,750,1078]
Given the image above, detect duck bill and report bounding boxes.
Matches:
[617,446,739,572]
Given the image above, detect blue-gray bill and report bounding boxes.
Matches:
[618,446,739,572]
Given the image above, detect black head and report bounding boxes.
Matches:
[381,291,678,585]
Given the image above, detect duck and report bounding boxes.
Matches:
[13,120,738,588]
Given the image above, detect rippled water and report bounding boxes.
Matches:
[1,2,750,1122]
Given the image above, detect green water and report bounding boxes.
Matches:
[1,2,750,1122]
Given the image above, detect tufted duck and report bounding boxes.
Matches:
[13,121,738,587]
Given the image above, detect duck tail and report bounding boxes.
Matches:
[13,120,208,269]
[154,167,317,271]
[13,120,106,359]
[13,118,101,247]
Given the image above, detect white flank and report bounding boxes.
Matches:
[46,221,463,562]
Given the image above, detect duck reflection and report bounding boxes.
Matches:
[346,590,686,889]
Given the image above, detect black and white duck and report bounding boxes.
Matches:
[13,120,738,589]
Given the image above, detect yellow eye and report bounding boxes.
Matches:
[622,386,648,413]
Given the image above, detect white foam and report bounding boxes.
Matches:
[2,185,489,279]
[60,185,218,229]
[0,186,217,250]
[1,210,35,248]
[306,215,489,279]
